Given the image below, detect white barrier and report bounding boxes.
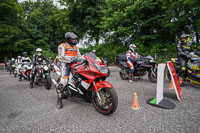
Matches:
[146,61,182,109]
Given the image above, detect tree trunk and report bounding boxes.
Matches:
[196,32,199,44]
[95,37,99,45]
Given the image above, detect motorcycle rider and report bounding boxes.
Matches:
[22,52,32,63]
[15,56,22,77]
[54,56,61,68]
[126,44,138,83]
[7,60,11,72]
[9,58,16,74]
[176,33,195,78]
[30,48,49,88]
[56,32,81,109]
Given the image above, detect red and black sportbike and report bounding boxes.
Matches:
[52,53,118,115]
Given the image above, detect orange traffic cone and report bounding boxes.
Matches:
[179,77,183,84]
[169,80,174,89]
[130,93,141,110]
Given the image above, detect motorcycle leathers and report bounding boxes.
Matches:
[58,42,81,86]
[177,41,195,73]
[126,50,138,76]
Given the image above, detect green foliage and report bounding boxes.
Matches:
[0,0,199,64]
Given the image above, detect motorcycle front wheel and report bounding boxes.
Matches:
[92,87,118,115]
[45,75,52,90]
[148,68,157,83]
[119,70,128,80]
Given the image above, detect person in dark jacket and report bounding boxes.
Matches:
[176,33,195,78]
[30,48,49,88]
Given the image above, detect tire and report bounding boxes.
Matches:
[106,68,110,77]
[92,87,118,115]
[148,68,157,83]
[27,72,31,81]
[119,70,128,80]
[45,75,52,90]
[14,73,17,77]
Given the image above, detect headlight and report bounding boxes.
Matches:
[44,66,48,71]
[98,65,108,74]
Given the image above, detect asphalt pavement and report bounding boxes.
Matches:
[0,67,200,133]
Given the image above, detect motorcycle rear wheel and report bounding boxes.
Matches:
[119,70,128,80]
[45,75,52,90]
[92,87,118,115]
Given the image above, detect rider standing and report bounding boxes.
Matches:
[30,48,49,88]
[177,34,195,78]
[126,44,138,83]
[56,32,81,109]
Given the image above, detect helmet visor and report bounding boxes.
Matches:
[37,51,42,56]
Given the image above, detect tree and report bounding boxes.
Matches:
[0,0,24,62]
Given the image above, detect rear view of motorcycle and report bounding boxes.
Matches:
[34,63,52,90]
[52,53,118,115]
[115,54,157,83]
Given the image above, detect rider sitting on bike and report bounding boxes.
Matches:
[22,52,32,64]
[56,32,82,109]
[54,56,61,68]
[30,48,49,88]
[177,33,195,79]
[126,44,138,83]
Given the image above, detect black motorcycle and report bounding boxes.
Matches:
[167,53,200,84]
[115,54,157,83]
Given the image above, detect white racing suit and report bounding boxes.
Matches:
[58,43,81,87]
[15,59,22,74]
[22,57,32,64]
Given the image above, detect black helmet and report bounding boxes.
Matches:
[180,34,190,43]
[65,32,78,46]
[23,52,28,57]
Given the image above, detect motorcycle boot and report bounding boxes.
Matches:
[57,93,63,109]
[19,74,22,81]
[29,74,34,88]
[30,81,33,88]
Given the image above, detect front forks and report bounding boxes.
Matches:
[93,81,102,101]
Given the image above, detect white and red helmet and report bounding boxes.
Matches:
[129,44,136,51]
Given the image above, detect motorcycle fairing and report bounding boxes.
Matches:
[94,81,113,92]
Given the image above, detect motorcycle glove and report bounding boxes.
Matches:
[187,55,192,58]
[70,58,78,64]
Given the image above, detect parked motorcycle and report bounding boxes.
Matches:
[167,53,200,84]
[52,53,118,115]
[115,54,157,83]
[34,63,52,89]
[18,62,32,81]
